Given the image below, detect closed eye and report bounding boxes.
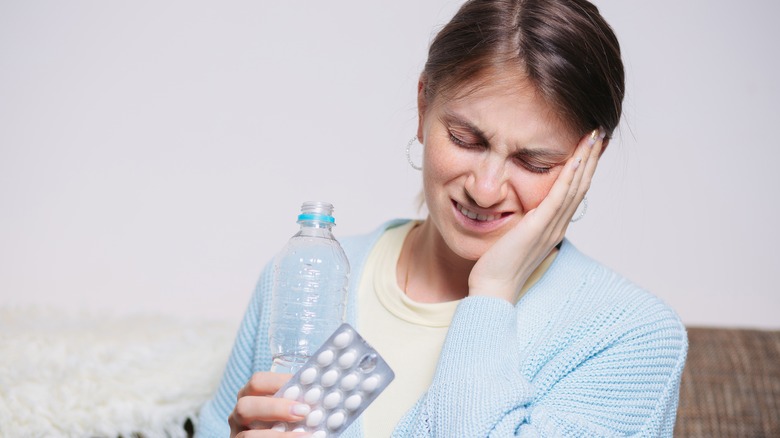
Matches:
[512,149,569,175]
[515,158,553,174]
[442,112,488,150]
[449,132,484,149]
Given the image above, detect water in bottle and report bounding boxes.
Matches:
[269,201,350,374]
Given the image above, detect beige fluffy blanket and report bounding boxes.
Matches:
[0,307,235,437]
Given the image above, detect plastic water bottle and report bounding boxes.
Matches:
[269,201,350,373]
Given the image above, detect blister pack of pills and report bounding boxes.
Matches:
[272,323,395,437]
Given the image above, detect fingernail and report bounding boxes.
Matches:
[573,156,582,169]
[598,128,607,141]
[588,129,599,147]
[291,403,311,417]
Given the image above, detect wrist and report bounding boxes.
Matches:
[468,279,526,303]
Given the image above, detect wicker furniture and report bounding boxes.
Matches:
[675,327,780,437]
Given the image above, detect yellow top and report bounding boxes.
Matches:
[357,220,557,436]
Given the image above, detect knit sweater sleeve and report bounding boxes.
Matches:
[392,296,533,437]
[195,265,271,438]
[392,291,687,437]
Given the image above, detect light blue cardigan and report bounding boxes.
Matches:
[197,220,687,437]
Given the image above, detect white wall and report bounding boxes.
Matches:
[1,1,778,329]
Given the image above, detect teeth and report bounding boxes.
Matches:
[457,203,498,222]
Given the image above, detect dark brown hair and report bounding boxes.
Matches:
[422,0,625,137]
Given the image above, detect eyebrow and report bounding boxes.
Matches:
[442,111,489,141]
[515,148,571,161]
[442,110,571,161]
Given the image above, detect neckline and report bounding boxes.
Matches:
[373,221,460,328]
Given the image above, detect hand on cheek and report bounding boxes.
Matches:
[467,128,606,303]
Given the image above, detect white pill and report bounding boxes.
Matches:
[360,375,380,392]
[292,426,306,432]
[271,423,286,432]
[300,367,318,385]
[304,386,323,404]
[340,373,359,391]
[327,410,346,430]
[338,349,358,368]
[282,385,301,400]
[316,349,335,366]
[306,409,324,428]
[311,431,327,438]
[321,369,340,387]
[333,330,353,348]
[322,390,343,409]
[344,394,363,411]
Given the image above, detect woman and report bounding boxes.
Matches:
[198,0,687,436]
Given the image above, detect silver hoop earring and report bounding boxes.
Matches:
[406,137,422,171]
[570,196,588,223]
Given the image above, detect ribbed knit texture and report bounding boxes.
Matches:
[197,219,687,437]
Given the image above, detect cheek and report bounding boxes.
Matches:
[511,170,560,211]
[421,144,444,205]
[422,139,466,190]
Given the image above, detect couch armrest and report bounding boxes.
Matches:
[675,327,780,437]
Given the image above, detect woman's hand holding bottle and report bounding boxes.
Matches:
[229,372,311,437]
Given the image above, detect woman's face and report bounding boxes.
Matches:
[417,75,581,261]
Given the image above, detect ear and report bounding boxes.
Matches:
[416,74,428,143]
[599,137,610,157]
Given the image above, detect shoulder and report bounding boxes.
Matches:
[556,239,682,323]
[339,219,411,265]
[519,242,687,436]
[524,239,687,356]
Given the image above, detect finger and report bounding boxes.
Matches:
[566,128,602,194]
[238,372,293,399]
[522,128,602,242]
[578,128,606,194]
[568,128,602,195]
[519,159,577,245]
[551,128,604,231]
[233,395,311,425]
[533,130,592,222]
[561,128,606,220]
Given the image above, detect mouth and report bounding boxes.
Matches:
[453,201,508,222]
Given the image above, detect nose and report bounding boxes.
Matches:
[464,154,508,208]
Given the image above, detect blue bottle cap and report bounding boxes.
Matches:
[298,201,336,224]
